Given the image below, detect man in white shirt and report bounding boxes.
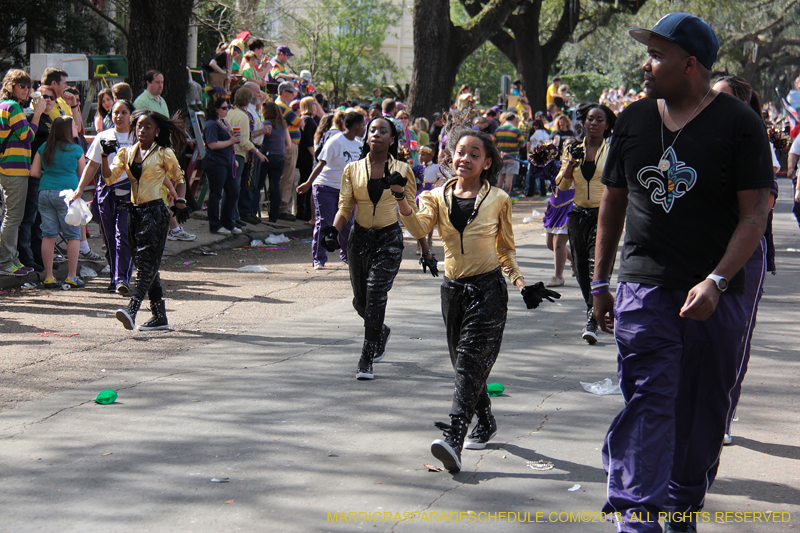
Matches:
[297,111,365,269]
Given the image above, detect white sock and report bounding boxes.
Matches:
[80,240,90,253]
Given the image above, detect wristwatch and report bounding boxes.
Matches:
[706,273,728,292]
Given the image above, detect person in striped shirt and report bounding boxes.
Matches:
[276,82,304,220]
[0,69,47,276]
[494,111,524,194]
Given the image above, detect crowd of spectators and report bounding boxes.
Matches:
[1,34,796,288]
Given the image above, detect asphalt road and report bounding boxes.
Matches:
[0,191,798,532]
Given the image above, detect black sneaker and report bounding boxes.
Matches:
[115,281,130,296]
[373,325,391,363]
[464,415,497,450]
[430,416,469,473]
[278,213,296,222]
[116,297,142,331]
[582,316,599,345]
[107,281,116,293]
[356,339,379,380]
[137,300,169,331]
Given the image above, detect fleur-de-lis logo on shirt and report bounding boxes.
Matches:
[636,147,698,213]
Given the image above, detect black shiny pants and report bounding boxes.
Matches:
[568,205,612,311]
[441,268,508,420]
[348,222,403,336]
[128,199,170,301]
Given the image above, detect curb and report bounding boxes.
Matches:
[0,222,314,292]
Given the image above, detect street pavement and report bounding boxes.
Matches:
[0,187,798,532]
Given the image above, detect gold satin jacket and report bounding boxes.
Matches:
[106,144,184,205]
[400,178,522,283]
[337,154,417,229]
[555,138,609,208]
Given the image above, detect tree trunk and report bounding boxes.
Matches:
[515,44,549,112]
[408,0,522,120]
[128,0,193,117]
[407,1,463,119]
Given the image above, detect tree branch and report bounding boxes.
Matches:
[542,0,581,64]
[71,0,129,39]
[456,0,522,56]
[487,28,517,64]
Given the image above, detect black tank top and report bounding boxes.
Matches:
[449,195,476,234]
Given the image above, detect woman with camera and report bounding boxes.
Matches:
[555,103,615,345]
[74,99,136,294]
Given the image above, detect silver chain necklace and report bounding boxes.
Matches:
[658,87,712,172]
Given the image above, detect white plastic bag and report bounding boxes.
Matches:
[264,233,290,244]
[237,265,270,273]
[61,190,92,226]
[580,378,622,395]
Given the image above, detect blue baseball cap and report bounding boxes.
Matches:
[629,13,719,70]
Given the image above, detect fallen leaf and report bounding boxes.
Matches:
[273,438,281,441]
[31,458,41,461]
[101,453,113,456]
[374,482,382,484]
[424,463,443,472]
[239,478,244,481]
[225,499,235,504]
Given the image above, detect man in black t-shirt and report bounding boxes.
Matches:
[592,13,773,533]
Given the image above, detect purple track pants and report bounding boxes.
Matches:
[602,282,747,532]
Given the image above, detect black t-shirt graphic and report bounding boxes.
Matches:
[602,93,774,292]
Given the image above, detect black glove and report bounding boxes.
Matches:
[320,225,340,252]
[170,200,191,224]
[521,281,561,309]
[567,141,584,162]
[100,139,119,156]
[420,254,439,277]
[386,171,407,188]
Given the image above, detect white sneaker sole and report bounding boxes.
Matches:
[431,439,462,473]
[116,309,135,330]
[582,330,598,344]
[355,370,374,380]
[464,430,497,450]
[137,324,170,331]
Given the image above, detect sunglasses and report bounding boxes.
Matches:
[40,94,55,101]
[16,84,29,89]
[220,105,230,110]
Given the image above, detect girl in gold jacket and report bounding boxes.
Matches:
[395,128,559,473]
[321,117,419,381]
[101,110,188,332]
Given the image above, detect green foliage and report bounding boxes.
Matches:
[554,0,800,105]
[291,0,402,105]
[0,4,28,67]
[449,0,516,107]
[381,82,410,101]
[1,0,120,69]
[558,72,615,104]
[454,41,516,107]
